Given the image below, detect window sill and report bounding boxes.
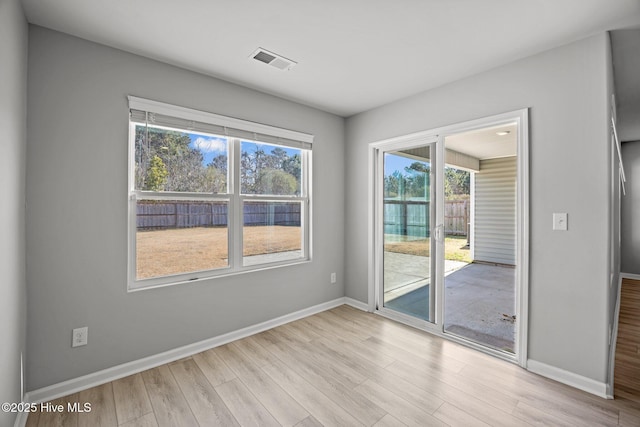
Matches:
[127,257,311,292]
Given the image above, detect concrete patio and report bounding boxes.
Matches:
[383,252,516,352]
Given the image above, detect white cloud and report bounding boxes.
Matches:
[193,137,226,153]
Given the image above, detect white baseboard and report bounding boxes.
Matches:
[527,359,610,399]
[13,412,28,427]
[20,297,347,414]
[620,272,640,281]
[344,297,369,312]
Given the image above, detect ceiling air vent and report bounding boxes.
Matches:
[250,48,297,71]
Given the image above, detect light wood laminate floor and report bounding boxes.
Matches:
[615,278,640,403]
[26,305,640,426]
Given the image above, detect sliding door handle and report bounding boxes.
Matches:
[434,224,444,243]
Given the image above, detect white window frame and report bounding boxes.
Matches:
[127,96,313,291]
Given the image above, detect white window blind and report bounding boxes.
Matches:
[128,96,313,150]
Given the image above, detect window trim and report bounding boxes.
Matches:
[127,97,313,291]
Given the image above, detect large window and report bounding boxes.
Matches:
[128,97,312,290]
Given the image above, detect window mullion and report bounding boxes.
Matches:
[133,191,229,201]
[231,138,243,270]
[304,150,311,259]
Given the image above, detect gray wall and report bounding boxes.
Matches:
[612,31,638,289]
[621,141,640,274]
[0,0,28,424]
[474,157,517,266]
[611,30,640,143]
[606,40,621,391]
[345,34,615,383]
[26,26,345,391]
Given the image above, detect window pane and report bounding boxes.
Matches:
[134,124,228,193]
[383,152,431,200]
[136,200,228,279]
[242,201,303,266]
[240,141,302,195]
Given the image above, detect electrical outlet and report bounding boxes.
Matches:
[552,213,568,231]
[330,272,337,284]
[72,327,88,347]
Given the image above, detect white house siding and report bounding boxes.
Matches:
[474,156,516,265]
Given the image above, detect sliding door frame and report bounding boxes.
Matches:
[368,109,529,367]
[371,135,440,333]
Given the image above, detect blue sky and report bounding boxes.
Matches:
[188,132,227,165]
[384,153,429,177]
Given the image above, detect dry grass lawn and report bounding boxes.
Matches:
[384,235,472,263]
[137,226,301,279]
[137,228,470,279]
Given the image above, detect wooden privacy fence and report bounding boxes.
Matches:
[444,199,469,236]
[136,200,301,229]
[384,199,468,237]
[384,200,430,238]
[243,201,301,226]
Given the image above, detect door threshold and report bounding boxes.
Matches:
[374,308,519,365]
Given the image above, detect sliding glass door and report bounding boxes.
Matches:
[372,109,528,365]
[378,143,436,324]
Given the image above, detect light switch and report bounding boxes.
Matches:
[553,213,568,231]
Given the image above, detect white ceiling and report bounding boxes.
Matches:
[446,124,517,160]
[21,0,640,117]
